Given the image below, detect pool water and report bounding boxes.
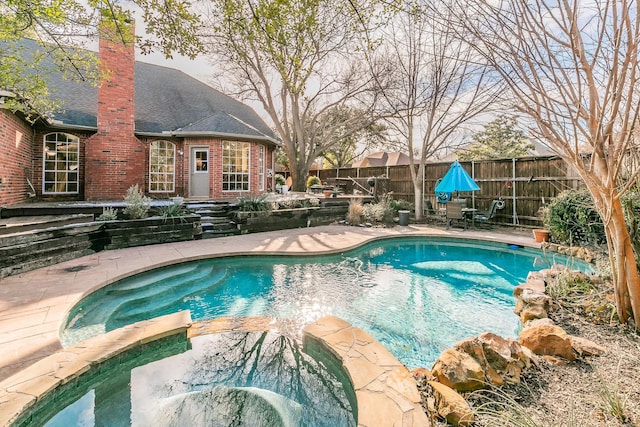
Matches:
[37,332,355,427]
[62,237,589,369]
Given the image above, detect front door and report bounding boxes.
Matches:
[190,147,210,198]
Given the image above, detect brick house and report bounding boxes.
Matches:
[0,24,278,207]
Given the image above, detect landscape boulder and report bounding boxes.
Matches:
[569,336,606,356]
[519,324,576,361]
[431,349,485,392]
[429,381,474,427]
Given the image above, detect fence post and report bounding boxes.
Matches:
[512,158,518,225]
[421,165,425,211]
[472,160,476,209]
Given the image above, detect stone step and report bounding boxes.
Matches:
[201,229,242,239]
[194,209,230,218]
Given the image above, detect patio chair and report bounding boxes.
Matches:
[424,200,445,223]
[445,200,467,229]
[473,199,504,227]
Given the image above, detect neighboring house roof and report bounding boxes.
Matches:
[352,151,411,168]
[17,39,278,143]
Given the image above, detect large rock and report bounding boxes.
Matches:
[478,333,512,370]
[519,304,548,322]
[513,279,546,297]
[519,324,576,361]
[514,288,552,323]
[569,336,606,356]
[454,337,503,386]
[431,349,485,392]
[429,381,474,427]
[524,318,555,329]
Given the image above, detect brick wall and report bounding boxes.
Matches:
[84,21,145,200]
[185,138,275,199]
[0,110,34,206]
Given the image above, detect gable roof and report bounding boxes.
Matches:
[17,39,278,144]
[352,151,411,168]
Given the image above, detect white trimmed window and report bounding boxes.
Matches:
[222,141,250,191]
[149,140,175,192]
[43,133,79,194]
[258,145,265,191]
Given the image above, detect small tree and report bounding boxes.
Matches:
[457,115,533,161]
[123,184,151,219]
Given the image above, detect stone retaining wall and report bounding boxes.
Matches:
[0,215,199,279]
[235,205,349,233]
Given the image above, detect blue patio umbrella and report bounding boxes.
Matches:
[435,161,480,202]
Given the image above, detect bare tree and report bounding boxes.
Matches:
[377,1,502,220]
[201,0,386,191]
[458,0,640,326]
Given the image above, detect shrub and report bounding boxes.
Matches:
[123,184,151,219]
[96,206,118,221]
[237,194,272,212]
[274,174,287,186]
[306,175,321,188]
[278,198,299,209]
[361,194,395,224]
[543,189,605,246]
[390,198,413,214]
[306,197,320,207]
[157,201,186,219]
[347,199,364,224]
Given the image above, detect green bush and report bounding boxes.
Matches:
[237,194,272,212]
[362,193,395,224]
[274,174,286,186]
[96,206,118,221]
[157,201,186,219]
[390,198,413,214]
[123,184,151,219]
[543,189,606,246]
[306,175,321,188]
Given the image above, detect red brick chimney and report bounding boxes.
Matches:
[85,20,145,200]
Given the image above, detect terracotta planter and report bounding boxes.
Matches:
[533,229,550,243]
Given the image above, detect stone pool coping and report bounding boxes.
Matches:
[0,312,428,426]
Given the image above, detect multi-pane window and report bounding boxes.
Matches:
[149,140,175,192]
[43,133,79,194]
[222,141,250,191]
[258,145,265,191]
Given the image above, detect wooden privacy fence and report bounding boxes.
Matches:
[317,155,585,227]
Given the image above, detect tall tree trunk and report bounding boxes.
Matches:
[413,180,423,221]
[606,199,640,326]
[291,162,307,192]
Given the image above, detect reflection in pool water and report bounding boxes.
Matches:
[43,332,355,427]
[62,237,591,369]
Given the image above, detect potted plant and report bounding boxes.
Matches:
[533,229,550,243]
[533,205,550,242]
[306,176,322,194]
[275,174,287,194]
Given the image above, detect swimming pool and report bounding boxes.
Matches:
[62,237,590,369]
